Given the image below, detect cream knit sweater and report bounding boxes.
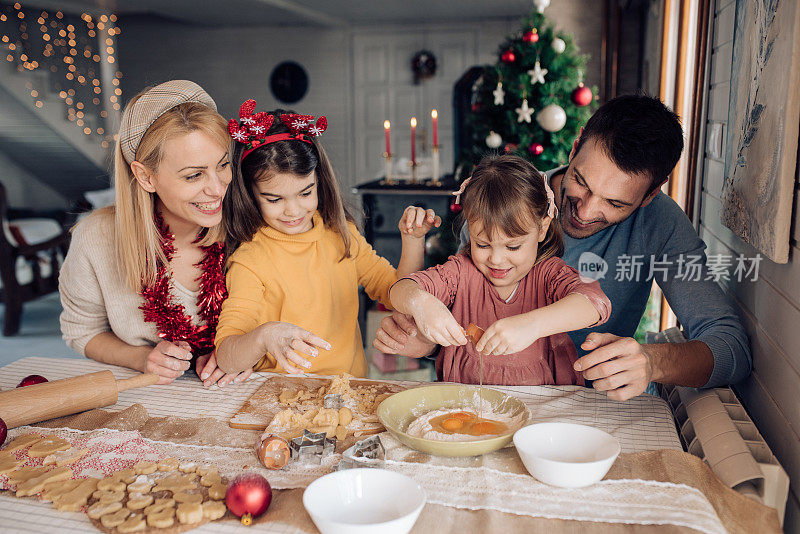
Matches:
[59,211,201,356]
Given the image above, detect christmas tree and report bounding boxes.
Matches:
[461,3,597,171]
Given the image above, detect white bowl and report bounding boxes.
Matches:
[303,468,426,534]
[513,422,621,488]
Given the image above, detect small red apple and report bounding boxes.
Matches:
[226,473,272,525]
[17,375,48,388]
[0,417,6,447]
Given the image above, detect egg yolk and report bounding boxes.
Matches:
[441,418,464,431]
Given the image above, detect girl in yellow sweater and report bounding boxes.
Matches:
[215,101,440,377]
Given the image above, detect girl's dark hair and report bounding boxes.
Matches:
[459,155,563,264]
[223,109,355,258]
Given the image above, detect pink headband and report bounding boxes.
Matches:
[452,171,558,218]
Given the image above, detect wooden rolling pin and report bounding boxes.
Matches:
[0,370,159,429]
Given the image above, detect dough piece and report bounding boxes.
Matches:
[207,483,227,500]
[278,389,302,405]
[88,500,124,519]
[8,466,48,484]
[126,475,153,493]
[41,479,83,502]
[157,457,179,471]
[100,508,131,528]
[174,491,202,504]
[126,492,154,510]
[146,507,175,528]
[97,477,127,492]
[112,468,138,484]
[43,447,88,467]
[200,472,221,487]
[16,466,72,496]
[196,465,217,478]
[0,451,24,474]
[53,478,99,511]
[144,498,175,515]
[335,425,348,441]
[202,500,227,520]
[27,436,71,457]
[133,461,157,475]
[178,462,197,473]
[338,406,353,426]
[153,473,196,493]
[93,489,126,503]
[176,502,203,524]
[3,433,42,452]
[117,514,146,532]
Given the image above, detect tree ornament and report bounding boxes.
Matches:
[551,37,566,54]
[492,82,505,105]
[515,98,534,123]
[536,104,567,132]
[504,143,519,154]
[17,375,48,388]
[471,102,481,113]
[571,83,593,107]
[532,0,551,13]
[527,61,548,85]
[523,29,539,44]
[449,200,463,214]
[485,131,503,148]
[411,50,437,84]
[226,473,272,525]
[529,142,545,156]
[0,417,6,447]
[501,49,516,64]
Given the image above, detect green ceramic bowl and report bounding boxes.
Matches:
[376,384,531,457]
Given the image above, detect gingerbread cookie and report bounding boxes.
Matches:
[0,451,24,474]
[153,473,196,493]
[97,477,127,492]
[126,492,154,510]
[126,474,154,493]
[133,461,157,475]
[146,507,175,528]
[41,479,83,502]
[52,478,100,511]
[202,500,226,520]
[176,502,203,524]
[3,433,42,452]
[87,500,123,519]
[173,491,202,504]
[207,482,227,500]
[157,457,179,472]
[16,466,72,497]
[7,465,47,484]
[43,447,88,467]
[93,489,126,503]
[100,508,131,528]
[28,436,71,457]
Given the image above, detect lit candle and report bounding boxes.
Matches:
[410,117,417,165]
[431,109,438,146]
[383,120,391,155]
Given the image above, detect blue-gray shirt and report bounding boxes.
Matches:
[459,166,751,388]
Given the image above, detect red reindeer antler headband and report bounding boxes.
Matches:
[228,99,328,161]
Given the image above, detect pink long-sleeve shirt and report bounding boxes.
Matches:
[406,254,611,386]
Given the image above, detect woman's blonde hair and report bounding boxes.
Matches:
[89,91,230,291]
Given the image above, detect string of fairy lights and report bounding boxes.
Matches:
[0,2,122,148]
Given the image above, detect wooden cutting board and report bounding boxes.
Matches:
[228,375,411,431]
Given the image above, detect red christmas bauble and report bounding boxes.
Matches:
[17,375,48,388]
[504,143,518,154]
[500,49,516,64]
[523,30,540,44]
[571,84,593,107]
[0,417,6,447]
[226,473,272,525]
[529,143,545,156]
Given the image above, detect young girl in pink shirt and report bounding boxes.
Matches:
[389,155,611,386]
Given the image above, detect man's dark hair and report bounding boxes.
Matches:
[574,93,684,196]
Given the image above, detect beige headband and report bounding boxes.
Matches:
[119,79,217,164]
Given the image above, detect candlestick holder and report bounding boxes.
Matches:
[409,160,419,184]
[381,152,395,185]
[431,145,441,187]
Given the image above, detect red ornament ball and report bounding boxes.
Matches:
[504,143,518,154]
[501,49,516,64]
[449,201,463,214]
[529,143,545,156]
[17,375,48,388]
[0,417,6,447]
[571,84,593,107]
[523,30,540,44]
[226,473,272,525]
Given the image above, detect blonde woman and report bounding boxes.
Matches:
[59,80,257,386]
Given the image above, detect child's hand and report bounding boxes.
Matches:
[196,350,253,388]
[476,315,540,356]
[398,206,441,238]
[410,293,468,347]
[259,321,332,374]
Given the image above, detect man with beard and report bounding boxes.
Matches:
[373,94,751,400]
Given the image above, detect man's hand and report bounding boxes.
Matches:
[372,312,437,358]
[574,333,653,401]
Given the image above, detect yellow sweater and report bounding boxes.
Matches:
[215,212,397,376]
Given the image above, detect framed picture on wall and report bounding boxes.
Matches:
[723,0,800,263]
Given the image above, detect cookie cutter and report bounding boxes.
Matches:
[323,394,343,409]
[290,429,336,464]
[336,435,385,471]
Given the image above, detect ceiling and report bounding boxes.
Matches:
[18,0,532,27]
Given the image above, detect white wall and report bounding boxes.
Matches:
[700,0,800,528]
[0,151,68,210]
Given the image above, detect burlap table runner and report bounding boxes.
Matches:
[32,405,781,534]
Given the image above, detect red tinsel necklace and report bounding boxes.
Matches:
[139,212,227,356]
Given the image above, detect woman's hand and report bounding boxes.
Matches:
[476,315,540,356]
[259,322,332,374]
[142,340,193,385]
[398,206,441,238]
[195,351,253,388]
[410,294,468,347]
